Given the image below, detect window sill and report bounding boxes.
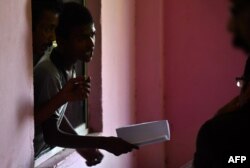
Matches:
[35,124,89,167]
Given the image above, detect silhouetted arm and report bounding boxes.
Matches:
[42,114,138,156]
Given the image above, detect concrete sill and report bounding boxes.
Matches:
[35,124,88,167]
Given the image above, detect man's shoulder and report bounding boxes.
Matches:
[210,108,249,126]
[34,56,58,76]
[199,109,249,142]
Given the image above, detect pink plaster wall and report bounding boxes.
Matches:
[135,0,166,168]
[2,0,244,167]
[135,0,246,168]
[0,0,34,167]
[163,0,245,167]
[100,0,137,167]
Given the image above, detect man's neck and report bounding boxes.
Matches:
[54,48,75,71]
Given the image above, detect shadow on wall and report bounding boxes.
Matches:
[17,96,34,128]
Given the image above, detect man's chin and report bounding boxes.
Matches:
[232,38,250,53]
[85,58,92,63]
[80,57,92,63]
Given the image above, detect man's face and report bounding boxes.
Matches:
[64,23,96,63]
[228,3,250,53]
[33,10,59,57]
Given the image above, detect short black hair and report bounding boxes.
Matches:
[55,2,94,39]
[32,0,63,31]
[230,0,250,16]
[243,57,250,81]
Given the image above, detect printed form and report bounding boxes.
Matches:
[116,120,170,146]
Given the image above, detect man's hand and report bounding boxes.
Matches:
[103,137,139,156]
[77,148,104,167]
[61,76,91,101]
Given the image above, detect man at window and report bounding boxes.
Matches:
[33,2,138,166]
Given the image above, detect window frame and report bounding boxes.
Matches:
[33,0,103,166]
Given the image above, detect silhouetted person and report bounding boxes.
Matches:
[193,0,250,167]
[32,0,62,66]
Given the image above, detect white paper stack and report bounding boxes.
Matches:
[116,120,170,146]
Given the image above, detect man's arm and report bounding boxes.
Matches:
[35,76,89,125]
[59,115,104,166]
[42,115,138,156]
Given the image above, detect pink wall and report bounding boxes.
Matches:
[163,0,245,167]
[135,0,166,168]
[0,0,245,167]
[135,0,246,168]
[0,0,34,167]
[100,0,137,167]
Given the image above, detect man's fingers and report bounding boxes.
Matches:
[69,76,84,83]
[85,156,103,166]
